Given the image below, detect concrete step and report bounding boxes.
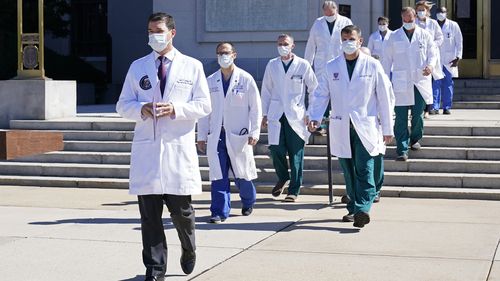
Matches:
[1,162,499,189]
[455,79,500,88]
[454,88,500,95]
[452,102,500,109]
[11,152,500,174]
[255,144,500,160]
[13,151,131,165]
[454,95,500,102]
[10,119,135,131]
[1,175,499,200]
[59,140,500,160]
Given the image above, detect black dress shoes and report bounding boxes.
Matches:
[271,180,289,197]
[353,212,371,228]
[180,250,196,275]
[342,213,354,222]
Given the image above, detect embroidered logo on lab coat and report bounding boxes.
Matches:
[139,75,152,90]
[333,72,339,80]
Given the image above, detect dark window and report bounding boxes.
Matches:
[453,0,477,59]
[388,1,402,31]
[491,0,500,59]
[71,0,107,57]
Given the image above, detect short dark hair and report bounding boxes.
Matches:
[341,25,362,37]
[216,42,236,53]
[148,12,175,30]
[378,16,389,23]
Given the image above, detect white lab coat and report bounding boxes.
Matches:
[417,18,445,80]
[382,26,438,106]
[197,66,262,181]
[309,52,395,158]
[116,49,211,196]
[304,15,353,75]
[439,19,463,78]
[261,55,318,145]
[367,29,393,61]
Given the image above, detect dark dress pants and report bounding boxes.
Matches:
[138,194,196,277]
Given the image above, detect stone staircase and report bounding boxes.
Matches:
[1,79,500,200]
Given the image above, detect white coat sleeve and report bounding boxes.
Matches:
[248,78,262,140]
[308,71,330,122]
[261,62,273,117]
[426,34,438,70]
[116,66,147,122]
[434,22,444,47]
[304,25,316,66]
[171,62,212,121]
[454,22,464,59]
[367,34,375,53]
[197,108,210,142]
[374,62,395,136]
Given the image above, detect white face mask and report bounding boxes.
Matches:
[417,11,427,19]
[342,40,359,55]
[437,12,447,21]
[148,33,170,53]
[325,15,337,23]
[217,54,234,69]
[378,24,388,32]
[277,45,291,57]
[403,21,416,30]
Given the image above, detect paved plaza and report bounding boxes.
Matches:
[0,186,499,280]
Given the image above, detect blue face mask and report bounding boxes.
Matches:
[403,21,416,30]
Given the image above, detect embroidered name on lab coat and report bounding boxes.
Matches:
[209,87,219,93]
[177,79,193,85]
[139,75,152,90]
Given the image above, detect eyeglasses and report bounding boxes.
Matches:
[217,51,233,56]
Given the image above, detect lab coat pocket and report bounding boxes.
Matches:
[291,77,303,94]
[133,119,154,144]
[230,92,246,107]
[267,100,283,120]
[228,133,249,153]
[391,70,408,93]
[267,120,281,145]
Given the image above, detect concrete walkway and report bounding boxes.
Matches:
[0,186,499,281]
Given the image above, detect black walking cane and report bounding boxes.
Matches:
[325,104,333,205]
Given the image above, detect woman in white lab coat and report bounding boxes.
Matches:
[309,25,394,228]
[382,7,437,161]
[367,16,393,61]
[304,0,353,76]
[261,34,318,202]
[197,42,262,223]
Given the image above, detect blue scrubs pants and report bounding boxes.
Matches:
[210,131,256,219]
[432,66,454,110]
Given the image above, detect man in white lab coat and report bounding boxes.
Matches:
[433,6,463,114]
[309,25,394,228]
[305,0,353,76]
[116,13,211,281]
[415,1,445,117]
[382,7,437,162]
[197,42,262,223]
[367,16,393,61]
[261,34,318,202]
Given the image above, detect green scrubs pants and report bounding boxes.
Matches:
[339,125,378,214]
[269,115,305,196]
[394,87,426,156]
